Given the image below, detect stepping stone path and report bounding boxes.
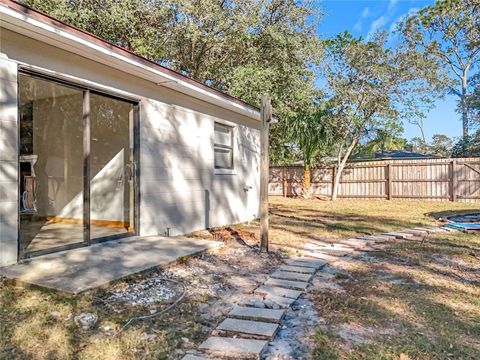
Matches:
[183,224,456,359]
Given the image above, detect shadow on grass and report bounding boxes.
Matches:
[310,239,480,359]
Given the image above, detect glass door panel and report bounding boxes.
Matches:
[89,93,135,241]
[19,74,85,255]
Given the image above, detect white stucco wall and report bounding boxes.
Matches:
[0,56,18,266]
[0,28,260,265]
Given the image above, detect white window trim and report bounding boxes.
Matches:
[214,168,237,175]
[213,121,236,174]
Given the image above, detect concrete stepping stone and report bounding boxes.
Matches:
[229,306,285,323]
[199,336,268,359]
[215,318,279,339]
[358,235,392,242]
[255,285,303,299]
[277,265,316,274]
[285,258,327,269]
[303,252,342,262]
[264,294,297,308]
[383,232,415,239]
[182,354,210,360]
[412,227,436,233]
[340,238,372,247]
[270,270,312,282]
[264,278,309,291]
[314,248,353,256]
[239,293,296,309]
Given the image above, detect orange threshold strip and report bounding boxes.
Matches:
[46,217,131,230]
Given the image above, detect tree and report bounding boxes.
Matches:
[355,127,408,159]
[430,134,454,157]
[322,32,441,200]
[287,106,332,197]
[399,0,480,139]
[21,0,323,162]
[452,130,480,156]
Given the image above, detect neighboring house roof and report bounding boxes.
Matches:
[0,0,261,120]
[373,150,435,160]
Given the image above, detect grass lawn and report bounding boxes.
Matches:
[239,197,480,360]
[1,197,479,359]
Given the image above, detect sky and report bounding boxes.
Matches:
[315,0,461,142]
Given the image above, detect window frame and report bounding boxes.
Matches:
[213,122,234,170]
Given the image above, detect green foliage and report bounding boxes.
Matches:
[286,105,334,169]
[355,128,408,159]
[452,130,480,157]
[21,0,323,164]
[321,31,441,198]
[411,134,454,157]
[399,0,480,138]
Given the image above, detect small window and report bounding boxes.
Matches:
[214,122,233,169]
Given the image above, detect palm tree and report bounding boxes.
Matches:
[288,107,333,197]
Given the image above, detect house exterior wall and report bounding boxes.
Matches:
[0,56,18,266]
[0,28,260,266]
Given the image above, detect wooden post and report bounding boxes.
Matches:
[331,166,335,199]
[282,167,288,197]
[260,96,272,252]
[387,164,392,200]
[450,159,457,202]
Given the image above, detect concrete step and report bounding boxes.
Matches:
[254,285,303,299]
[277,265,316,274]
[215,318,279,339]
[285,258,327,269]
[198,336,268,359]
[264,278,309,291]
[229,306,285,323]
[270,270,312,282]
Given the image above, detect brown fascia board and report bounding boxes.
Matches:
[1,0,262,118]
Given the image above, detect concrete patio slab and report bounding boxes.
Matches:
[0,235,222,294]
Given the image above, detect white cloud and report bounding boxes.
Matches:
[368,16,388,37]
[389,7,420,33]
[388,0,399,11]
[362,7,370,18]
[353,7,371,32]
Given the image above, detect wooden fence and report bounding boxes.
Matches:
[269,157,480,202]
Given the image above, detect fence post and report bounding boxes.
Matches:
[282,167,287,197]
[260,96,272,252]
[387,164,392,200]
[450,159,457,202]
[331,166,335,199]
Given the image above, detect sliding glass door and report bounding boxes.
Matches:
[90,93,135,241]
[18,72,137,258]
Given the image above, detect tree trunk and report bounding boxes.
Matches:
[331,139,359,201]
[461,72,469,139]
[301,166,311,198]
